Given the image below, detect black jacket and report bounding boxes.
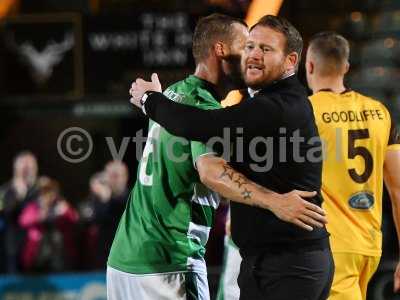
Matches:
[144,75,329,255]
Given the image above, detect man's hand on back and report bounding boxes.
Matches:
[265,190,327,232]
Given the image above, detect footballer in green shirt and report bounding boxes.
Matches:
[108,14,249,300]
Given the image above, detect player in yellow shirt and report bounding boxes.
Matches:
[306,31,400,300]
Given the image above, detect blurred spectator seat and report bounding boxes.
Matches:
[390,92,400,121]
[355,88,388,103]
[347,66,400,90]
[359,37,400,67]
[373,11,400,35]
[340,11,370,40]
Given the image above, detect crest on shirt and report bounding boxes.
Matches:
[348,191,374,210]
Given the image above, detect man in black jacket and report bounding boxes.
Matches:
[130,15,334,300]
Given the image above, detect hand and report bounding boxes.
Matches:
[269,190,327,231]
[95,183,111,203]
[394,261,400,292]
[129,73,162,109]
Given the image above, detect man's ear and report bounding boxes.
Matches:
[214,42,228,58]
[285,52,299,73]
[344,61,350,75]
[307,60,314,74]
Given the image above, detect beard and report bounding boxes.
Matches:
[223,55,247,90]
[244,64,287,90]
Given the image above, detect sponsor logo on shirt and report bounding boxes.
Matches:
[348,191,374,210]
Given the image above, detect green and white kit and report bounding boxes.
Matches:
[108,76,221,288]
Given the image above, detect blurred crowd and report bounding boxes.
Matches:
[0,151,130,274]
[0,150,229,274]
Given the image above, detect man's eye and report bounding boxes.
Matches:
[245,44,254,50]
[262,48,270,53]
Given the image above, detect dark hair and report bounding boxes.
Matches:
[251,15,303,58]
[308,31,349,75]
[192,13,247,64]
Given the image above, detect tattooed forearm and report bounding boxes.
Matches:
[219,164,253,201]
[196,155,278,209]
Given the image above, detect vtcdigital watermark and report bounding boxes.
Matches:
[56,125,350,172]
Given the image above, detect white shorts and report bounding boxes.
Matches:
[107,266,210,300]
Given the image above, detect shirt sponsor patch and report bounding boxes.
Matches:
[348,191,374,210]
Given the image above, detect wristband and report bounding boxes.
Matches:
[140,91,154,115]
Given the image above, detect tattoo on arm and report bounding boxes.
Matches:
[220,165,235,180]
[241,188,252,200]
[219,164,253,201]
[234,175,248,188]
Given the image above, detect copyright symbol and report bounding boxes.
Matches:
[57,127,93,163]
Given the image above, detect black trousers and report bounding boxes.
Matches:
[238,244,334,300]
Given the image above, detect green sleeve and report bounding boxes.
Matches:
[191,141,216,168]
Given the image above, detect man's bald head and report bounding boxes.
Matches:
[307,31,350,76]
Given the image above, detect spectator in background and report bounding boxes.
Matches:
[80,171,111,270]
[80,160,129,270]
[0,151,39,273]
[19,177,79,273]
[105,160,129,206]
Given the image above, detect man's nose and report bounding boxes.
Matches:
[248,47,263,60]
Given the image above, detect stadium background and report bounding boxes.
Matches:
[0,0,399,299]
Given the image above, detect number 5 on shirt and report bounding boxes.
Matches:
[139,123,161,186]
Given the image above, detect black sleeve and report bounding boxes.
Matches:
[144,92,283,144]
[389,120,400,146]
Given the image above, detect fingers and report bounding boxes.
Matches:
[292,219,313,232]
[136,78,146,85]
[303,209,328,224]
[294,190,317,198]
[130,97,141,108]
[151,73,159,83]
[130,73,162,97]
[298,214,324,229]
[129,82,136,95]
[292,190,325,215]
[304,201,326,216]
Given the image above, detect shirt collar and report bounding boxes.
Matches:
[247,88,259,98]
[188,75,220,100]
[316,87,352,94]
[247,72,297,97]
[281,72,295,80]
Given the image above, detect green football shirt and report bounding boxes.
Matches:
[108,75,221,274]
